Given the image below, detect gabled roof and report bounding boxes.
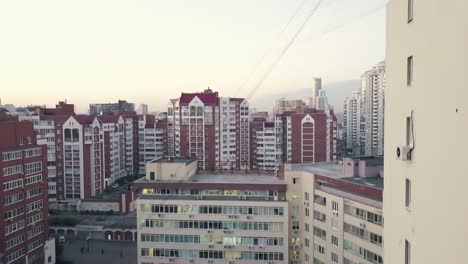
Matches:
[98,115,120,123]
[179,91,219,105]
[75,115,96,125]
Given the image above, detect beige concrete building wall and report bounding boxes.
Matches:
[137,198,289,264]
[385,0,468,263]
[145,159,197,181]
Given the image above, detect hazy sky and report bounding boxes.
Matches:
[0,0,386,113]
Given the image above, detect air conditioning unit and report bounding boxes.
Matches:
[209,245,214,249]
[208,230,213,233]
[360,223,366,228]
[397,145,413,161]
[169,258,175,262]
[189,215,194,218]
[157,213,162,217]
[247,216,252,219]
[333,212,339,217]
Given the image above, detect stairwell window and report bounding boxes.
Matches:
[408,0,414,23]
[405,240,411,264]
[405,179,412,208]
[407,56,414,86]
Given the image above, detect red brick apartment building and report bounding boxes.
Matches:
[0,114,49,264]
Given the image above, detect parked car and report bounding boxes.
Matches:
[59,236,65,243]
[112,183,119,189]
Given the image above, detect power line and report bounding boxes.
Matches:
[235,0,309,97]
[246,0,323,101]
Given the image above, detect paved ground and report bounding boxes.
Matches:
[61,239,137,264]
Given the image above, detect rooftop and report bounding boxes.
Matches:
[149,156,195,165]
[291,162,344,179]
[189,172,284,185]
[341,176,384,190]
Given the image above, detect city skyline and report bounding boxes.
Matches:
[0,0,385,113]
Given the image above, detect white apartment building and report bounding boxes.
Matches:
[385,0,468,263]
[343,91,362,155]
[138,115,167,175]
[285,157,384,264]
[361,62,385,156]
[135,157,289,264]
[101,116,126,184]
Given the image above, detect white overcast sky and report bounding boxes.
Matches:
[0,0,386,113]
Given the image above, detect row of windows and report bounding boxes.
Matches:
[143,188,276,198]
[5,193,24,205]
[27,187,43,198]
[25,174,42,185]
[3,179,23,191]
[2,150,22,161]
[143,219,283,232]
[141,204,284,216]
[344,223,383,246]
[26,200,44,213]
[24,148,42,158]
[5,220,25,235]
[26,212,43,226]
[140,234,283,246]
[6,248,25,264]
[27,225,44,239]
[27,239,43,253]
[141,248,284,261]
[344,204,383,226]
[5,234,25,250]
[5,207,25,221]
[2,165,23,176]
[344,239,383,264]
[24,162,42,175]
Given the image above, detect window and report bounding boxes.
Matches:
[292,177,298,184]
[332,235,339,247]
[331,218,338,230]
[407,56,413,86]
[314,243,325,255]
[332,252,339,263]
[332,201,339,212]
[405,178,411,208]
[408,0,413,22]
[405,240,411,264]
[305,208,310,217]
[292,221,300,230]
[150,172,155,180]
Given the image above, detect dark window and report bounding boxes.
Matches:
[408,0,413,23]
[407,56,413,86]
[150,172,155,180]
[405,240,411,264]
[405,179,411,208]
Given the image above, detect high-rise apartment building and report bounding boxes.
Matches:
[89,100,135,116]
[307,78,322,108]
[284,157,384,264]
[249,108,337,171]
[361,62,385,156]
[138,104,149,115]
[135,157,289,264]
[275,99,306,114]
[385,0,468,263]
[99,115,126,184]
[0,114,49,264]
[343,91,363,156]
[249,118,283,171]
[276,108,337,164]
[138,115,168,175]
[167,89,250,171]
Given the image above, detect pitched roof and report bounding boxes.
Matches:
[179,91,219,105]
[75,115,96,125]
[98,115,120,123]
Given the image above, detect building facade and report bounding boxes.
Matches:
[284,158,384,264]
[275,99,306,114]
[89,100,135,116]
[135,157,289,264]
[0,115,49,264]
[361,62,385,156]
[167,89,249,171]
[385,0,468,263]
[138,115,168,175]
[343,91,363,156]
